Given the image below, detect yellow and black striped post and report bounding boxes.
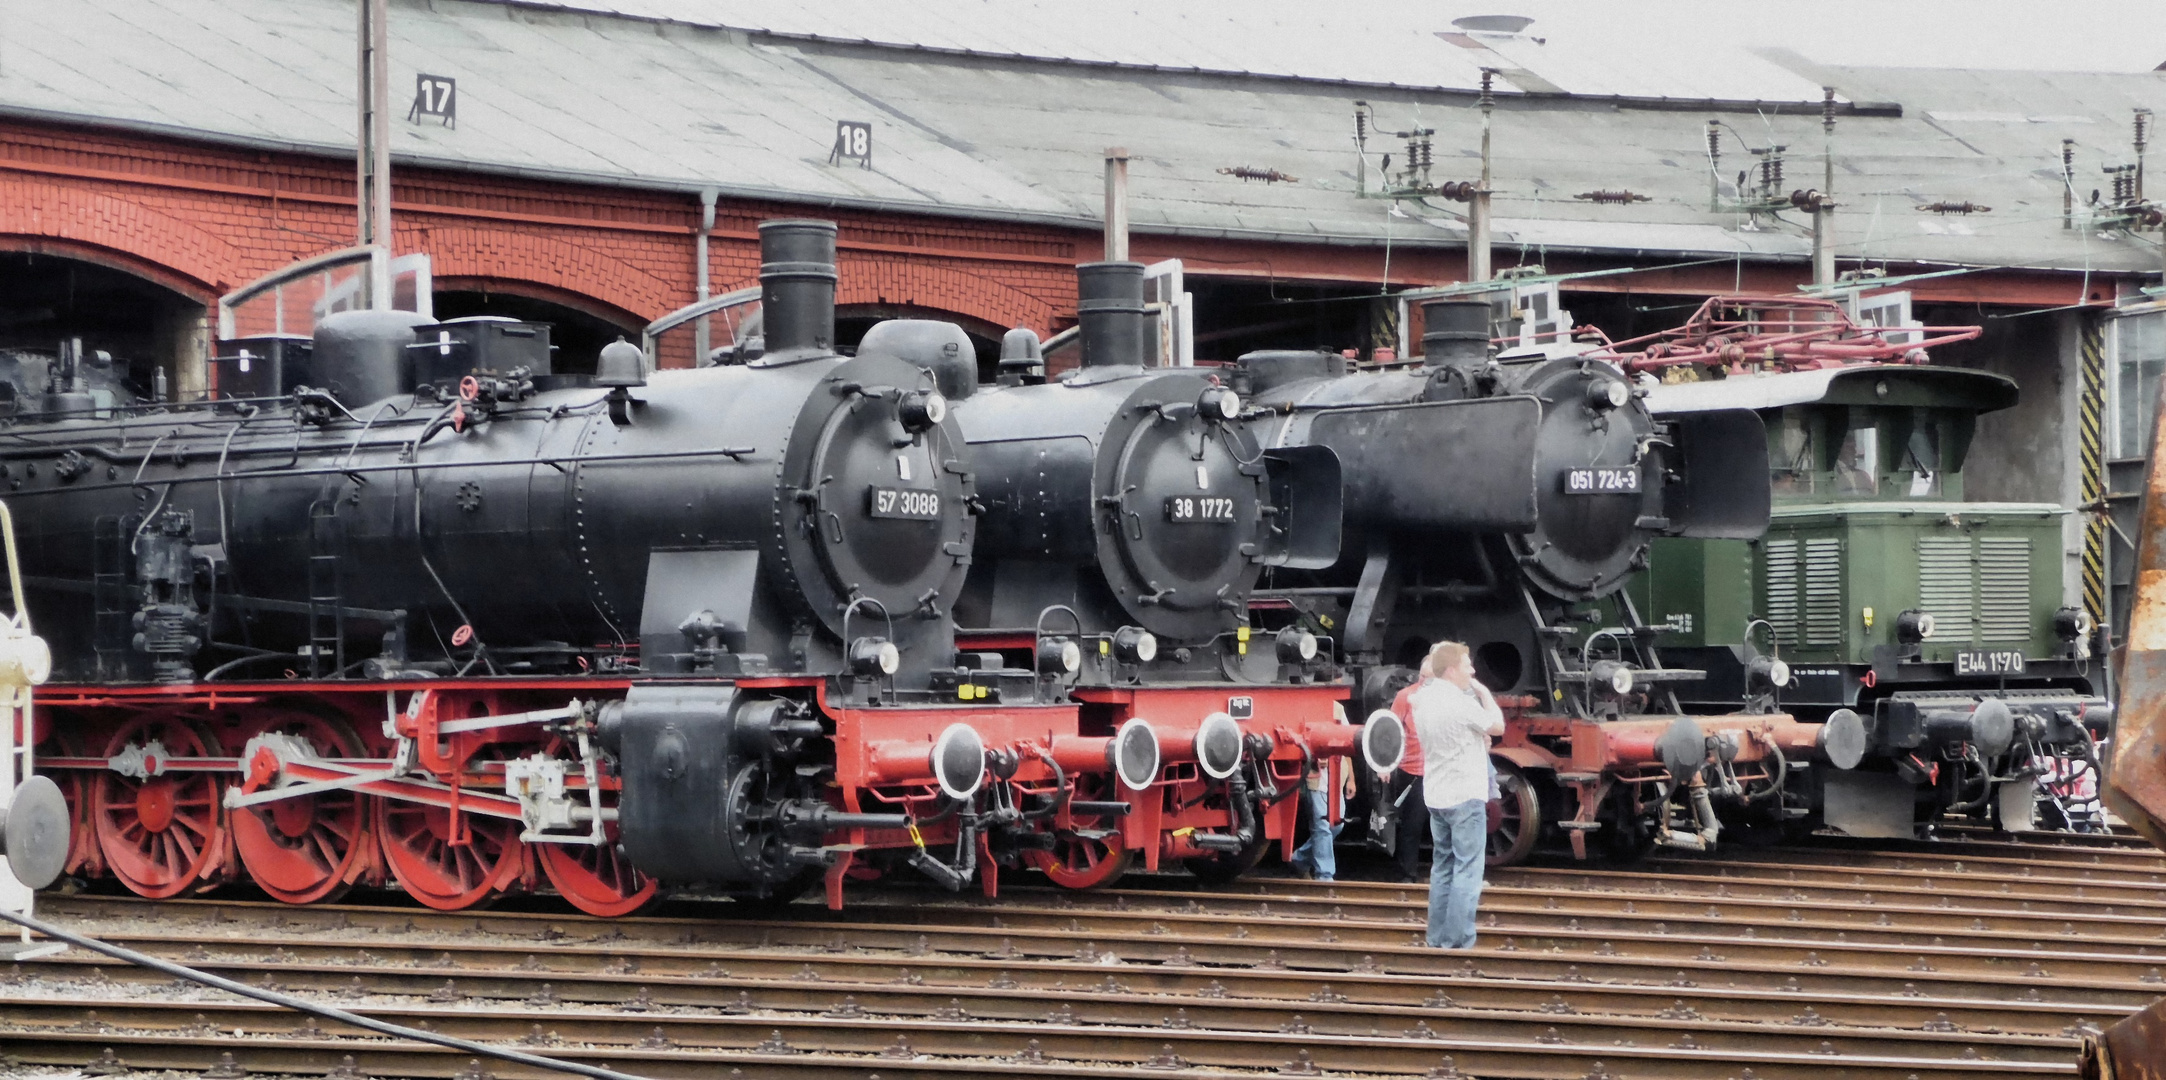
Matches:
[2081,316,2109,627]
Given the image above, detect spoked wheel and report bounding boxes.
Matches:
[231,712,370,905]
[38,725,98,878]
[375,790,524,911]
[1485,759,1541,868]
[538,833,656,917]
[533,736,655,917]
[92,714,229,898]
[1025,779,1132,889]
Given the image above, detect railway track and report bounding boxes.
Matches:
[2,836,2155,1079]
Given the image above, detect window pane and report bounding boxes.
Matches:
[2117,314,2166,459]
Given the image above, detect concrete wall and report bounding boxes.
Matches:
[1927,307,2083,606]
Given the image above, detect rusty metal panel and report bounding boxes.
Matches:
[2107,372,2166,854]
[2080,993,2166,1079]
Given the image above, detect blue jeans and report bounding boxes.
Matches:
[1291,787,1338,880]
[1427,799,1487,948]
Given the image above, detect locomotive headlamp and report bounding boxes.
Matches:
[1275,626,1319,664]
[1589,659,1635,695]
[1746,654,1792,691]
[1362,709,1408,775]
[899,389,948,433]
[1585,380,1630,411]
[1198,387,1242,421]
[2053,606,2093,640]
[1112,626,1158,664]
[1110,718,1162,791]
[930,723,987,801]
[849,636,901,677]
[1895,609,1936,644]
[1037,635,1083,674]
[1195,712,1245,780]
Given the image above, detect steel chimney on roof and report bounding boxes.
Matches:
[1450,15,1534,34]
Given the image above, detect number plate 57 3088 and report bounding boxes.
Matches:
[867,486,941,520]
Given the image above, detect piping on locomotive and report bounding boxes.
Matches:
[7,220,1394,914]
[1612,297,2113,838]
[1242,298,1848,864]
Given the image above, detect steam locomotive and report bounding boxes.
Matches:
[0,220,1397,913]
[1240,300,1857,864]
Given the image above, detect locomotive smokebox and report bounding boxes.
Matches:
[759,220,838,360]
[1421,300,1492,368]
[1077,262,1148,369]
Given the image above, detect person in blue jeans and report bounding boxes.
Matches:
[1408,641,1505,948]
[1290,702,1353,880]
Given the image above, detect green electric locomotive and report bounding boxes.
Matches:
[1632,362,2112,837]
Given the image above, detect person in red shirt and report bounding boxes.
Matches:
[1381,660,1431,883]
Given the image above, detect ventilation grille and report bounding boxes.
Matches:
[1765,537,1843,647]
[1765,539,1799,647]
[1803,538,1844,646]
[1917,536,1974,641]
[1978,536,2032,643]
[1916,535,2034,644]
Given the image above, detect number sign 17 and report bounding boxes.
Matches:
[409,75,456,128]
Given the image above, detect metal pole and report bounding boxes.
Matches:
[2064,139,2077,231]
[1814,87,1836,288]
[357,0,392,309]
[1104,148,1130,262]
[694,187,718,365]
[1470,71,1494,283]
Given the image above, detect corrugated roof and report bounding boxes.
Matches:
[521,0,1836,104]
[2,0,2162,276]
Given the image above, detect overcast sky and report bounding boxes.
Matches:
[1499,0,2166,72]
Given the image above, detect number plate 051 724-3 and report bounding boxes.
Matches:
[1953,650,2025,675]
[1164,495,1237,523]
[1562,467,1641,494]
[867,486,941,520]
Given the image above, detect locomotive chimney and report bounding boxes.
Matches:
[1419,299,1492,368]
[758,219,838,360]
[1076,261,1148,369]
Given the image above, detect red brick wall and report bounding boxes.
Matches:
[0,119,1088,369]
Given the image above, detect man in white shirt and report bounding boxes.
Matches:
[1408,641,1505,948]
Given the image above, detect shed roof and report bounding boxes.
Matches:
[3,0,2163,276]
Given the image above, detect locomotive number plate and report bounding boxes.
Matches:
[1954,650,2026,675]
[1165,495,1237,523]
[1562,467,1641,494]
[867,486,941,520]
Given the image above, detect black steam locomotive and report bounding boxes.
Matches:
[3,221,1394,914]
[1239,300,1853,864]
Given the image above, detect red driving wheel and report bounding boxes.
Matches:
[375,795,523,911]
[92,714,228,898]
[534,738,655,917]
[375,736,525,911]
[536,830,655,917]
[1023,777,1132,889]
[231,711,370,905]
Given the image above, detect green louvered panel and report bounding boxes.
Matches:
[1918,535,1975,641]
[1977,536,2031,643]
[1765,538,1799,646]
[1802,538,1844,646]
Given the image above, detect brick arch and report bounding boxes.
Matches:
[0,178,240,298]
[834,256,1061,336]
[411,226,680,323]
